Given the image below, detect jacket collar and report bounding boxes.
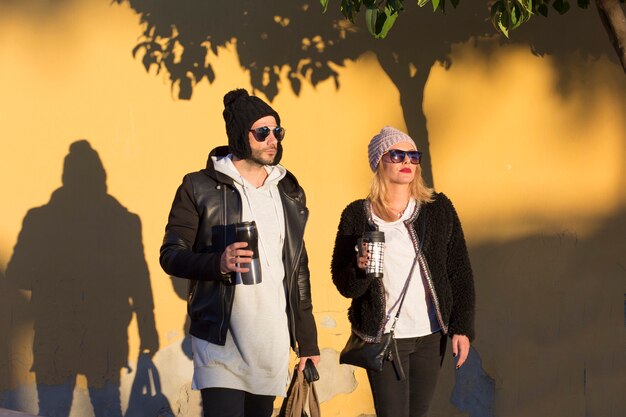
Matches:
[204,146,304,203]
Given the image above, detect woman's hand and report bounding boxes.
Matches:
[356,241,369,270]
[451,334,470,369]
[220,242,253,274]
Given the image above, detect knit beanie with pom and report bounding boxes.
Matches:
[222,88,282,164]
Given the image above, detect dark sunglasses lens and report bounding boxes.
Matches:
[387,150,421,164]
[273,127,285,141]
[408,151,421,164]
[389,150,405,163]
[252,127,284,142]
[252,127,271,141]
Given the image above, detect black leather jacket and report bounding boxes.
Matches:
[160,146,319,357]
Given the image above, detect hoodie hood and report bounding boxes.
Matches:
[206,146,305,206]
[211,154,287,189]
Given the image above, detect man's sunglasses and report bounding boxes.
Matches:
[382,149,422,165]
[249,126,286,142]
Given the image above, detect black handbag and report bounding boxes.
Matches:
[339,330,394,373]
[339,254,419,380]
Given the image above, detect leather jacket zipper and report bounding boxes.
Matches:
[219,284,226,343]
[218,185,228,343]
[287,242,301,356]
[287,207,307,357]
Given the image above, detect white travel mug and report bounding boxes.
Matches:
[357,230,385,279]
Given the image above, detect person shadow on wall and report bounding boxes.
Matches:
[6,140,161,417]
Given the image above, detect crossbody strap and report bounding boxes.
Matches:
[386,255,419,333]
[385,207,427,333]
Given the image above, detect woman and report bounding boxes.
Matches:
[331,126,475,417]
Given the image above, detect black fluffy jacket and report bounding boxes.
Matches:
[331,193,475,341]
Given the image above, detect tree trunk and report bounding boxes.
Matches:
[595,0,626,72]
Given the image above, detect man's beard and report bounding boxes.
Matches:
[248,147,277,166]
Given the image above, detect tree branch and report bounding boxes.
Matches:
[595,0,626,72]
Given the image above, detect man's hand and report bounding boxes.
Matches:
[298,355,320,371]
[451,334,470,369]
[220,242,253,274]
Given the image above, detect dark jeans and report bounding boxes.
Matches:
[200,387,275,417]
[367,332,447,417]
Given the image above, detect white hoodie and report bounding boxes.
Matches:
[191,154,291,396]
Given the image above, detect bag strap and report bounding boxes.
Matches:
[307,378,321,417]
[279,367,321,417]
[386,255,419,333]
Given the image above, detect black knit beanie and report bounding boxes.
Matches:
[222,88,282,164]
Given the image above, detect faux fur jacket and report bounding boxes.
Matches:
[331,193,475,341]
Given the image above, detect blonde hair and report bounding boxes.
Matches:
[368,162,434,221]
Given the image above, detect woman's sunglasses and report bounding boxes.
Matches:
[249,126,286,142]
[382,149,422,165]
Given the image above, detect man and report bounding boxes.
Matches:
[160,88,320,417]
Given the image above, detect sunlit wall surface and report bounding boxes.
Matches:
[1,1,624,416]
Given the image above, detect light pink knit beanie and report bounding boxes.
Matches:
[367,126,416,172]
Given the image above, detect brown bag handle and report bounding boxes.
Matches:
[279,366,321,417]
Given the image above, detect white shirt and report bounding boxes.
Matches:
[372,199,440,338]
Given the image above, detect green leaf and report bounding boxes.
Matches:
[490,0,505,15]
[389,0,404,13]
[376,7,399,38]
[365,7,378,36]
[500,8,510,28]
[365,5,401,39]
[494,7,510,38]
[450,0,460,7]
[519,0,533,13]
[490,1,507,34]
[320,0,329,13]
[510,2,531,29]
[537,3,549,16]
[498,18,510,38]
[417,0,430,7]
[577,0,590,8]
[432,0,441,11]
[375,10,388,34]
[510,3,520,27]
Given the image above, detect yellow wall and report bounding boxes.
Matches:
[1,1,624,416]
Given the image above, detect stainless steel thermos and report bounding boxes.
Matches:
[234,221,262,285]
[358,230,385,279]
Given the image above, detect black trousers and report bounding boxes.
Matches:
[367,332,447,417]
[200,387,275,417]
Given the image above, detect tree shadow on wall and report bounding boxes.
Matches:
[113,1,618,187]
[5,140,164,417]
[430,207,626,417]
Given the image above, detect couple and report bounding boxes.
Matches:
[160,88,476,417]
